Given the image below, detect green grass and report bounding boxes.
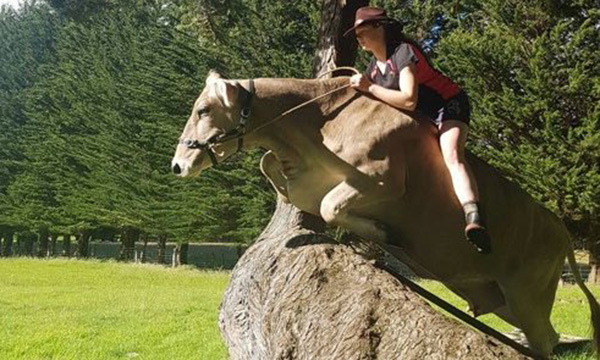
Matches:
[420,280,599,359]
[0,259,597,359]
[0,258,229,360]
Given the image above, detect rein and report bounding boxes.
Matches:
[179,67,359,167]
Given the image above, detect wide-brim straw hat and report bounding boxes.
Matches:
[343,6,394,37]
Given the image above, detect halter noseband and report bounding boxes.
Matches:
[178,79,255,167]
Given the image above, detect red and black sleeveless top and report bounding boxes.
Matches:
[365,42,462,120]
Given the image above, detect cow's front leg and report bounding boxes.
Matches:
[260,151,290,203]
[320,181,388,243]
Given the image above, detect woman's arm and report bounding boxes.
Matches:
[350,63,419,111]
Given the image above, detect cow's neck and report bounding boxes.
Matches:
[243,77,353,176]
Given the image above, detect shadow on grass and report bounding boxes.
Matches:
[554,341,594,360]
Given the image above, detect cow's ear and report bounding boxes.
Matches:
[214,80,238,108]
[206,70,221,83]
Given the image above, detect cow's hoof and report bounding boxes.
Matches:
[465,224,492,254]
[374,222,394,244]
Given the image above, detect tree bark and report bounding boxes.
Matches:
[75,230,90,258]
[49,234,58,257]
[157,234,167,264]
[15,233,22,256]
[3,230,14,257]
[219,1,531,359]
[312,0,369,77]
[62,234,71,257]
[119,227,139,261]
[37,226,50,258]
[175,242,189,266]
[587,223,599,284]
[140,233,148,263]
[222,198,532,359]
[23,231,36,256]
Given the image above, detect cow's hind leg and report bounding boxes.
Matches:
[320,181,390,243]
[493,305,521,329]
[501,265,562,357]
[504,293,558,357]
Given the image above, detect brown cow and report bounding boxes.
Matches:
[172,71,599,357]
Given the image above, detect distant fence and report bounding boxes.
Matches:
[89,242,247,269]
[1,240,247,270]
[561,263,591,284]
[1,239,594,282]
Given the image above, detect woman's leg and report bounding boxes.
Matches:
[439,120,491,253]
[438,120,477,203]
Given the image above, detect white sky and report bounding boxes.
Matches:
[0,0,23,9]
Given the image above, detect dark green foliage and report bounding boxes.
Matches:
[0,2,60,232]
[1,0,316,245]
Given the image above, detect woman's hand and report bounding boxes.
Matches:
[349,74,372,92]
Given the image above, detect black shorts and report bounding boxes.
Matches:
[433,90,471,126]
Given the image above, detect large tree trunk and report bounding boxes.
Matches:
[220,199,530,359]
[312,0,369,77]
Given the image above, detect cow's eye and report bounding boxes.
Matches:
[197,107,210,117]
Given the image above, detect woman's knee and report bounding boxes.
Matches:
[441,146,463,168]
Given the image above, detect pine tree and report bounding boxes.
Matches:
[0,2,61,241]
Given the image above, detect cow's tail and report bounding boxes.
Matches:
[566,242,600,352]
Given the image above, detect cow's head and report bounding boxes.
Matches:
[171,71,249,177]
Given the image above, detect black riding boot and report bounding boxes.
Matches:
[463,201,492,254]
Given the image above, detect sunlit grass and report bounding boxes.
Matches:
[0,258,597,359]
[0,258,229,360]
[420,280,599,359]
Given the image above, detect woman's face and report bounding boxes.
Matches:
[355,23,384,53]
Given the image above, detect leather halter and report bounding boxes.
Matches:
[178,79,255,167]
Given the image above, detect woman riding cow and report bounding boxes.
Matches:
[345,6,491,254]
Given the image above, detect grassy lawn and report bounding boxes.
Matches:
[0,258,229,360]
[0,258,597,359]
[420,280,598,359]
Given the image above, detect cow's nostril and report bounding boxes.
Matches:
[172,163,182,175]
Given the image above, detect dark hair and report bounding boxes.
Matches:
[384,21,425,55]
